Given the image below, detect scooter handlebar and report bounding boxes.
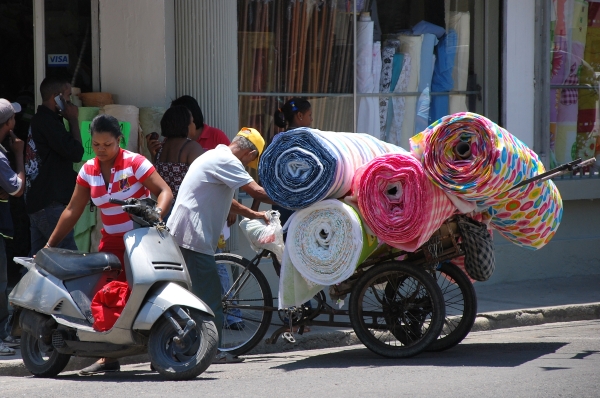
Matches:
[109,198,129,206]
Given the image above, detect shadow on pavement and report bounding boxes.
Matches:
[49,369,219,383]
[270,342,569,371]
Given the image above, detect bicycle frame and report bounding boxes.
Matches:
[223,216,466,345]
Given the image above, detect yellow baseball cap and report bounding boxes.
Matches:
[236,127,265,169]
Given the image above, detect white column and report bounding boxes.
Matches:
[503,0,536,147]
[174,0,239,140]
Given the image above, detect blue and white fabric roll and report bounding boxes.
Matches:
[259,128,406,210]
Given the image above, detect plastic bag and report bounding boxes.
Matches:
[91,281,131,331]
[239,210,284,261]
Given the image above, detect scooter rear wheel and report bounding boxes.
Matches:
[21,330,71,377]
[148,308,218,380]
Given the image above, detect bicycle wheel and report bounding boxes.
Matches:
[427,261,477,351]
[215,253,273,356]
[349,261,445,358]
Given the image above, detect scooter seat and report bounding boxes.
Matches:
[35,248,122,281]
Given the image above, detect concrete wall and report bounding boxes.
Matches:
[98,0,175,107]
[503,0,536,147]
[490,199,600,284]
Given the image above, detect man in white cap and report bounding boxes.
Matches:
[0,99,25,356]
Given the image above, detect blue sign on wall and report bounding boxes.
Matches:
[47,54,69,67]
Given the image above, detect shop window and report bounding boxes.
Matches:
[44,0,93,93]
[549,0,600,176]
[237,0,499,149]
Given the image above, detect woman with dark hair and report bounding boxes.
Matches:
[46,114,173,375]
[154,105,204,201]
[273,97,312,130]
[147,95,230,157]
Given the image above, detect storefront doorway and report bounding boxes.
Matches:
[0,0,95,285]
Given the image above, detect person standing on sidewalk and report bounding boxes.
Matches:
[167,128,274,364]
[0,99,25,356]
[25,76,84,255]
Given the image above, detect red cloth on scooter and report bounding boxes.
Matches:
[91,281,131,332]
[98,229,126,282]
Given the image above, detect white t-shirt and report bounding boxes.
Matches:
[167,144,253,255]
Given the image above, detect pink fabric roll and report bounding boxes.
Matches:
[351,153,457,252]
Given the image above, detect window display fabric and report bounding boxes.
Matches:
[379,46,396,138]
[551,0,589,164]
[410,112,563,250]
[278,199,378,307]
[349,152,456,252]
[389,53,412,146]
[447,11,470,114]
[397,34,423,148]
[258,128,406,210]
[383,53,405,142]
[430,29,457,123]
[576,3,600,160]
[414,33,438,135]
[357,17,381,138]
[412,20,446,39]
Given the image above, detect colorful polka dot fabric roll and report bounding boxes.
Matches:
[410,112,563,250]
[488,179,563,250]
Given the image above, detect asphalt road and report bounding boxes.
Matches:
[2,320,599,398]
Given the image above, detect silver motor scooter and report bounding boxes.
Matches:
[8,198,218,380]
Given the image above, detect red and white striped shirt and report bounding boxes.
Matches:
[77,149,155,236]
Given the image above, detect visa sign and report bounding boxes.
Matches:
[47,54,69,67]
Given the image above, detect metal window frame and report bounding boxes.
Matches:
[533,0,551,167]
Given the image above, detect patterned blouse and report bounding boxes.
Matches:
[154,138,192,200]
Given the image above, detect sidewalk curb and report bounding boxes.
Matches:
[472,302,600,332]
[2,302,599,377]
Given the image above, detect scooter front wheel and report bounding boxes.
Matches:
[21,330,71,377]
[148,308,218,380]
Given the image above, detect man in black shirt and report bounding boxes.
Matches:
[25,76,84,254]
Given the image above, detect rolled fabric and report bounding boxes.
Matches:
[283,199,378,288]
[410,112,545,207]
[350,153,456,252]
[410,112,563,250]
[259,128,405,210]
[488,180,563,250]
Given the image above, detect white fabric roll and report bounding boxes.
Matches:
[448,11,470,114]
[397,34,423,148]
[389,53,412,146]
[284,200,365,286]
[356,16,381,138]
[357,17,375,93]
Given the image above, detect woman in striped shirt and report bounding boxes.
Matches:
[46,114,173,275]
[47,114,172,375]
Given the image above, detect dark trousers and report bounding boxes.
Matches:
[28,202,77,256]
[180,247,223,343]
[0,237,9,339]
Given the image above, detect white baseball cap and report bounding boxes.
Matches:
[0,99,22,124]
